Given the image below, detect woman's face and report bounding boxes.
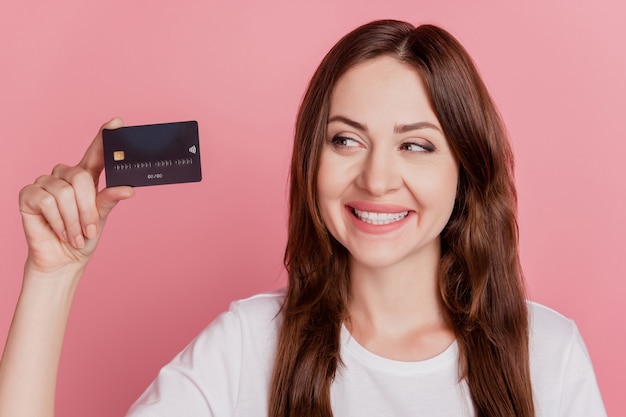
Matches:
[316,56,459,271]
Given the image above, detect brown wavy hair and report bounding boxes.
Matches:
[269,20,534,417]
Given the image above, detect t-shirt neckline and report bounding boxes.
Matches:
[340,324,459,375]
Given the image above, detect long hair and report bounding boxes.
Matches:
[269,20,534,417]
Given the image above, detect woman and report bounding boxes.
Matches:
[0,20,605,417]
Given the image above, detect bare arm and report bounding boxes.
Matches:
[0,118,135,417]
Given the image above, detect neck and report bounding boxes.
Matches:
[346,241,455,360]
[349,259,444,328]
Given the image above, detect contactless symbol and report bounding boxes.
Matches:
[188,145,197,154]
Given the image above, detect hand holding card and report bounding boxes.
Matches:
[103,121,202,187]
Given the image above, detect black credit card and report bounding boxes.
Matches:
[103,121,202,187]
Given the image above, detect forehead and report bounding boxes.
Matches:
[329,56,439,126]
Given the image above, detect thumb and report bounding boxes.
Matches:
[80,117,125,183]
[96,186,135,224]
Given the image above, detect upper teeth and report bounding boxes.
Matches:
[353,209,409,225]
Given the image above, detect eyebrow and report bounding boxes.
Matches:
[327,115,442,134]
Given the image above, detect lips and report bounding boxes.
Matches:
[346,201,413,230]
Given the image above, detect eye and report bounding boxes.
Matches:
[401,141,434,153]
[330,135,361,148]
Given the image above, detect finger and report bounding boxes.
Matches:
[96,186,135,223]
[19,183,68,243]
[78,117,125,183]
[36,175,86,249]
[51,164,99,240]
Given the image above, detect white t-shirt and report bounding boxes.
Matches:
[126,291,606,417]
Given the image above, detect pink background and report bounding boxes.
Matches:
[1,1,624,415]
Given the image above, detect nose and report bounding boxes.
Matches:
[355,146,402,196]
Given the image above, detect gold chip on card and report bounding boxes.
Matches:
[113,151,125,161]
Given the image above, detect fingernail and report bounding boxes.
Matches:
[75,234,85,249]
[86,224,97,240]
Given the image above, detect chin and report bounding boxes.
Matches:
[347,249,413,271]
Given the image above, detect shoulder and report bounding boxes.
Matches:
[526,300,580,365]
[527,301,576,343]
[228,289,285,319]
[126,290,286,416]
[224,289,285,344]
[191,289,285,351]
[526,301,607,416]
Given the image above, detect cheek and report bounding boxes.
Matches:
[411,164,459,215]
[441,166,460,205]
[316,151,354,236]
[316,151,347,203]
[438,167,460,223]
[316,155,338,221]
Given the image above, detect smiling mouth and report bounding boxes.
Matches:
[351,208,409,225]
